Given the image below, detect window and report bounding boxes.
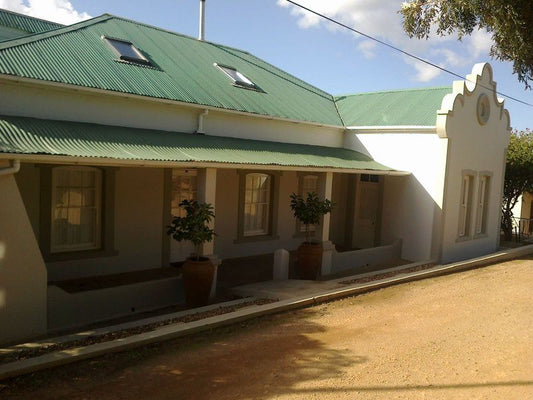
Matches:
[243,173,271,236]
[361,174,379,183]
[171,169,197,218]
[215,63,258,89]
[103,36,151,65]
[51,167,102,253]
[236,171,280,242]
[458,173,474,238]
[475,175,491,235]
[298,174,318,233]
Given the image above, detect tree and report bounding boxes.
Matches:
[289,192,333,244]
[501,129,533,240]
[400,1,533,88]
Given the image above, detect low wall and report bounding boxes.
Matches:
[48,277,184,331]
[331,239,403,275]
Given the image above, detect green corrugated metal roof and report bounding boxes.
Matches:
[0,8,64,34]
[335,87,451,127]
[0,14,342,126]
[0,116,395,171]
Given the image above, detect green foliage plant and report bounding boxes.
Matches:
[400,1,533,88]
[501,129,533,240]
[167,199,216,261]
[290,192,334,244]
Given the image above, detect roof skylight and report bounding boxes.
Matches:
[215,63,257,89]
[103,36,151,66]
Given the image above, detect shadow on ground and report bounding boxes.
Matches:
[1,309,363,400]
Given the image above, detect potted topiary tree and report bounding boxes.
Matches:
[167,199,216,307]
[290,192,334,280]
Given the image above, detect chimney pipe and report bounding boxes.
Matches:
[198,0,206,41]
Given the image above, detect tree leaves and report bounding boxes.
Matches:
[401,0,533,88]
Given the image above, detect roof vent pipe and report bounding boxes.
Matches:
[198,0,206,41]
[196,109,209,134]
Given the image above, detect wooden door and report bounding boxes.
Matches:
[352,175,380,249]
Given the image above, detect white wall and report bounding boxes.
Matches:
[0,165,47,344]
[345,132,448,261]
[437,64,511,262]
[0,79,344,148]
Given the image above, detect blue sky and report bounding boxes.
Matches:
[2,0,532,130]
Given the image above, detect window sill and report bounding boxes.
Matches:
[234,235,280,244]
[473,233,488,240]
[44,248,119,263]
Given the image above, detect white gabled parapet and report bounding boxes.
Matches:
[436,63,511,138]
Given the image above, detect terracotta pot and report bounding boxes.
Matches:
[182,257,216,308]
[297,242,323,280]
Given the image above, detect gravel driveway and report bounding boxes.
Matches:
[2,255,532,399]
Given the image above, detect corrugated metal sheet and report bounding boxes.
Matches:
[0,116,395,171]
[0,8,63,34]
[0,15,343,127]
[335,87,452,126]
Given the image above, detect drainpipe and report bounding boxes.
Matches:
[196,109,209,134]
[0,159,20,176]
[198,0,206,41]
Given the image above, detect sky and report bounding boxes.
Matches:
[1,0,532,130]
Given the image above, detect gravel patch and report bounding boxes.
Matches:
[340,263,435,285]
[0,298,276,365]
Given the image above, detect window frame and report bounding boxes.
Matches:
[457,171,475,240]
[235,170,280,243]
[214,63,261,91]
[474,172,492,237]
[170,169,198,218]
[39,165,117,262]
[50,166,102,253]
[103,36,152,66]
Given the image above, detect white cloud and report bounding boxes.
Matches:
[357,40,377,59]
[405,57,442,82]
[0,0,91,24]
[277,0,495,83]
[468,28,493,58]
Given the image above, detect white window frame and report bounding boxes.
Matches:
[50,166,102,253]
[171,169,197,218]
[214,63,257,89]
[475,173,491,236]
[243,173,271,237]
[458,172,474,239]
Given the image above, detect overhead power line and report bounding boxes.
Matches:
[285,0,533,107]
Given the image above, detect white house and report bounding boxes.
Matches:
[0,9,511,344]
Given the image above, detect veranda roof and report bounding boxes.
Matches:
[0,116,404,173]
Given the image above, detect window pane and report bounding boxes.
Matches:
[243,174,271,236]
[171,170,197,218]
[51,167,101,252]
[68,189,83,207]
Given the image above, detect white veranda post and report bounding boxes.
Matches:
[317,171,334,275]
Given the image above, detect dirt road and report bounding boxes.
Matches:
[2,256,532,399]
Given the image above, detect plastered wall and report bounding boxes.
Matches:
[347,133,448,262]
[0,166,47,344]
[0,80,344,148]
[438,64,511,262]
